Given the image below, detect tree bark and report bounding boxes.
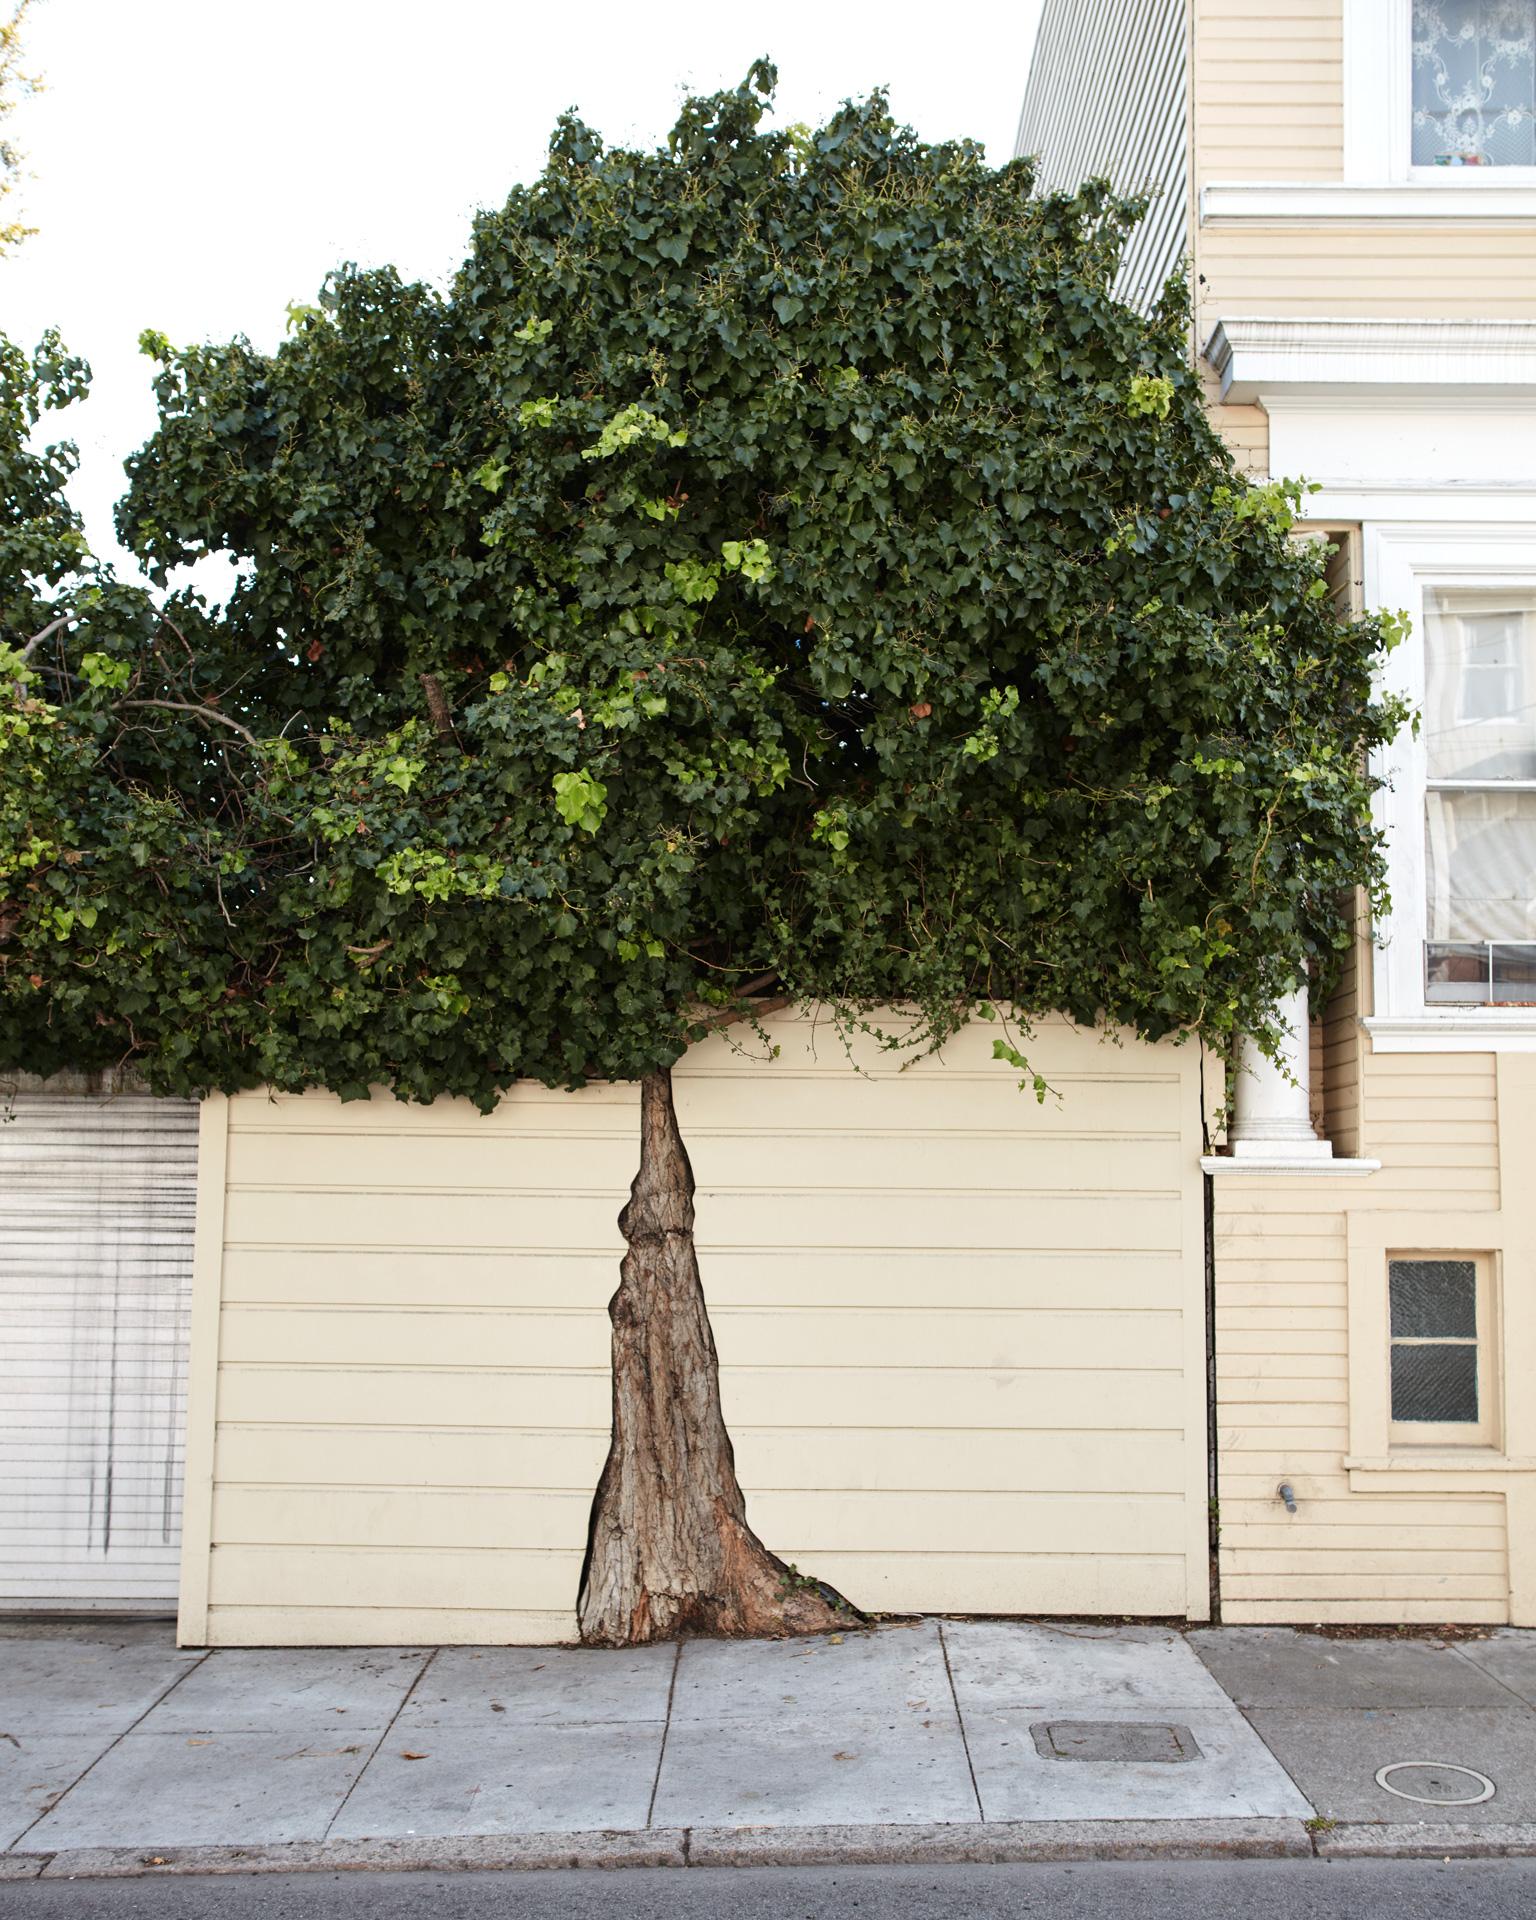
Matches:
[578,1067,855,1644]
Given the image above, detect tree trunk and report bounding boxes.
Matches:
[578,1067,854,1644]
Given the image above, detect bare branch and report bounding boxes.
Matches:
[18,611,70,662]
[117,698,261,749]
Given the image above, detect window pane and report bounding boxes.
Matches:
[1424,790,1536,943]
[1390,1258,1478,1336]
[1426,940,1493,1002]
[1423,588,1536,781]
[1492,941,1536,1002]
[1413,3,1536,167]
[1392,1343,1479,1422]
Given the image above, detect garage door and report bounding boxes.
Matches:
[0,1086,198,1610]
[180,1011,1211,1646]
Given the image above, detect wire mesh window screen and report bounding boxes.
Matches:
[1388,1257,1480,1424]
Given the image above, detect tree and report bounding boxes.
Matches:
[1,1,38,253]
[3,66,1406,1642]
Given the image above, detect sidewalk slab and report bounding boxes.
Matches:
[939,1619,1308,1822]
[328,1718,666,1840]
[136,1647,430,1735]
[0,1631,203,1737]
[651,1707,979,1829]
[20,1729,375,1850]
[668,1620,944,1725]
[1454,1631,1536,1708]
[399,1644,673,1730]
[0,1737,112,1851]
[1248,1705,1536,1824]
[1188,1627,1514,1709]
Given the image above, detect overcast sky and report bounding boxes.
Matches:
[5,0,1043,577]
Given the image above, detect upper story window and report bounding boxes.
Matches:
[1336,0,1536,188]
[1422,587,1536,1006]
[1367,529,1536,1037]
[1412,3,1536,168]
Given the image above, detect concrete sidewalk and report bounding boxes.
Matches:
[2,1617,1534,1878]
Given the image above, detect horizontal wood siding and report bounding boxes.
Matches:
[1194,0,1343,182]
[1200,359,1269,475]
[189,1013,1209,1644]
[1215,1049,1512,1623]
[1196,225,1536,320]
[1019,0,1188,311]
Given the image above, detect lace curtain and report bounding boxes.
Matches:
[1412,2,1536,165]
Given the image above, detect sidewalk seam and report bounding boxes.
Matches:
[9,1646,213,1853]
[645,1642,682,1830]
[1446,1638,1531,1707]
[320,1646,439,1845]
[938,1621,984,1823]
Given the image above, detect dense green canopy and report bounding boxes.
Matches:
[2,66,1405,1105]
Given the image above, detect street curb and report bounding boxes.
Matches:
[1316,1822,1536,1860]
[11,1818,1536,1878]
[11,1819,1311,1878]
[684,1818,1315,1866]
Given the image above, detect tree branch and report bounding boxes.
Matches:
[117,699,261,749]
[18,612,70,662]
[691,994,791,1034]
[418,673,454,740]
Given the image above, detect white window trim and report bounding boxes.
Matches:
[1345,0,1536,188]
[1366,524,1536,1048]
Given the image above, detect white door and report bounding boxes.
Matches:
[0,1088,197,1610]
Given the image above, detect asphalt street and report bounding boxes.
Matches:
[4,1862,1536,1920]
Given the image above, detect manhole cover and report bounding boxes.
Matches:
[1030,1720,1201,1764]
[1375,1761,1495,1807]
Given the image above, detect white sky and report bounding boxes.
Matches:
[5,0,1043,577]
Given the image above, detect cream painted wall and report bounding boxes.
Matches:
[1213,1050,1536,1625]
[1191,0,1536,327]
[179,1012,1211,1647]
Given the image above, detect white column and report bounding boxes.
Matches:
[1228,983,1331,1160]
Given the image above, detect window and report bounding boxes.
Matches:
[1341,1,1536,188]
[1387,1253,1498,1445]
[1421,588,1536,1006]
[1366,528,1536,1039]
[1413,3,1536,168]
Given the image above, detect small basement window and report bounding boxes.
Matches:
[1388,1254,1499,1446]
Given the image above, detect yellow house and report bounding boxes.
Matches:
[4,6,1531,1645]
[1022,0,1536,1624]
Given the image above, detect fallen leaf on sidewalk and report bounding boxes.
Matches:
[832,1751,856,1762]
[399,1750,429,1761]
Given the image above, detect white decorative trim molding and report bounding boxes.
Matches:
[1365,1017,1536,1053]
[1205,318,1536,404]
[1202,1155,1381,1178]
[1201,183,1536,227]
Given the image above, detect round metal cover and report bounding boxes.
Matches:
[1374,1761,1496,1807]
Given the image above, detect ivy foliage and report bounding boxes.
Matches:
[3,65,1407,1106]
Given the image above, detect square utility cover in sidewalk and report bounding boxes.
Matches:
[1032,1720,1199,1764]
